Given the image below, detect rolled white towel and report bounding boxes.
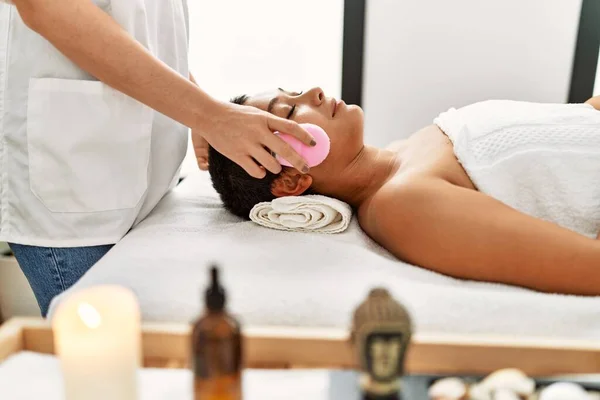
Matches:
[249,195,352,234]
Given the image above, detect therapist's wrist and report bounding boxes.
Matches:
[193,98,231,138]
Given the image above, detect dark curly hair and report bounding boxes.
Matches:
[208,95,314,219]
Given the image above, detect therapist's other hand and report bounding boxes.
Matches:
[192,132,210,171]
[189,73,209,171]
[198,101,315,179]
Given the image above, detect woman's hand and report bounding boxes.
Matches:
[196,100,316,179]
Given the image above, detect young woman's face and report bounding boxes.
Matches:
[243,87,365,176]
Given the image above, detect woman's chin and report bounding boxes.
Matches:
[348,104,363,115]
[341,104,363,126]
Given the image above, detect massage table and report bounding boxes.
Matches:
[48,171,600,339]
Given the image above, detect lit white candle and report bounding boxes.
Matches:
[52,285,141,400]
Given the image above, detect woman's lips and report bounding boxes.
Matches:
[332,98,346,118]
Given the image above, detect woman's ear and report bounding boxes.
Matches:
[271,170,313,197]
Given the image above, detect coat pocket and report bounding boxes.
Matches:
[27,78,153,213]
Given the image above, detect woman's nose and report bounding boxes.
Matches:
[307,87,324,106]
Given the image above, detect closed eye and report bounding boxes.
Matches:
[286,104,296,119]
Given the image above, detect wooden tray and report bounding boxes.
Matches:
[2,317,600,376]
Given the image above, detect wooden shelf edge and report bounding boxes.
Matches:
[0,318,26,363]
[2,318,600,376]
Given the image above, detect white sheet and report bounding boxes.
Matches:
[0,352,353,400]
[48,171,600,339]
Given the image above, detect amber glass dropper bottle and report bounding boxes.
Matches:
[192,266,242,400]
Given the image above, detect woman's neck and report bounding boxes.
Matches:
[323,146,400,208]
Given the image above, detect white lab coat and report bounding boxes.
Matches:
[0,0,190,247]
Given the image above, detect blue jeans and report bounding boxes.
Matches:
[8,243,113,317]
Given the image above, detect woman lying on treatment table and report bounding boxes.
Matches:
[205,88,600,296]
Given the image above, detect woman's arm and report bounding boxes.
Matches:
[585,95,600,111]
[368,179,600,295]
[10,0,314,178]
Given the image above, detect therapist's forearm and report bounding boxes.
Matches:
[13,0,219,130]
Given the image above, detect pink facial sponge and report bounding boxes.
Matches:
[275,123,331,168]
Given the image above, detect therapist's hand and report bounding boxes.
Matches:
[10,0,313,180]
[189,73,209,171]
[197,101,316,179]
[193,133,210,171]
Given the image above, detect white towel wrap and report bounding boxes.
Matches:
[249,195,352,234]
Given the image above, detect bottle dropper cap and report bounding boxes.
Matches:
[205,265,226,312]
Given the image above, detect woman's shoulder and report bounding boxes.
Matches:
[357,176,439,237]
[357,177,465,259]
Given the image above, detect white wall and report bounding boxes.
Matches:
[187,0,344,101]
[0,256,41,319]
[181,0,344,176]
[363,0,583,146]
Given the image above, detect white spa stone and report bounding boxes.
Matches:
[469,369,536,400]
[428,377,468,399]
[538,382,591,400]
[469,383,493,400]
[492,388,521,400]
[480,369,536,396]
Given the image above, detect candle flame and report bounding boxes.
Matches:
[77,303,102,329]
